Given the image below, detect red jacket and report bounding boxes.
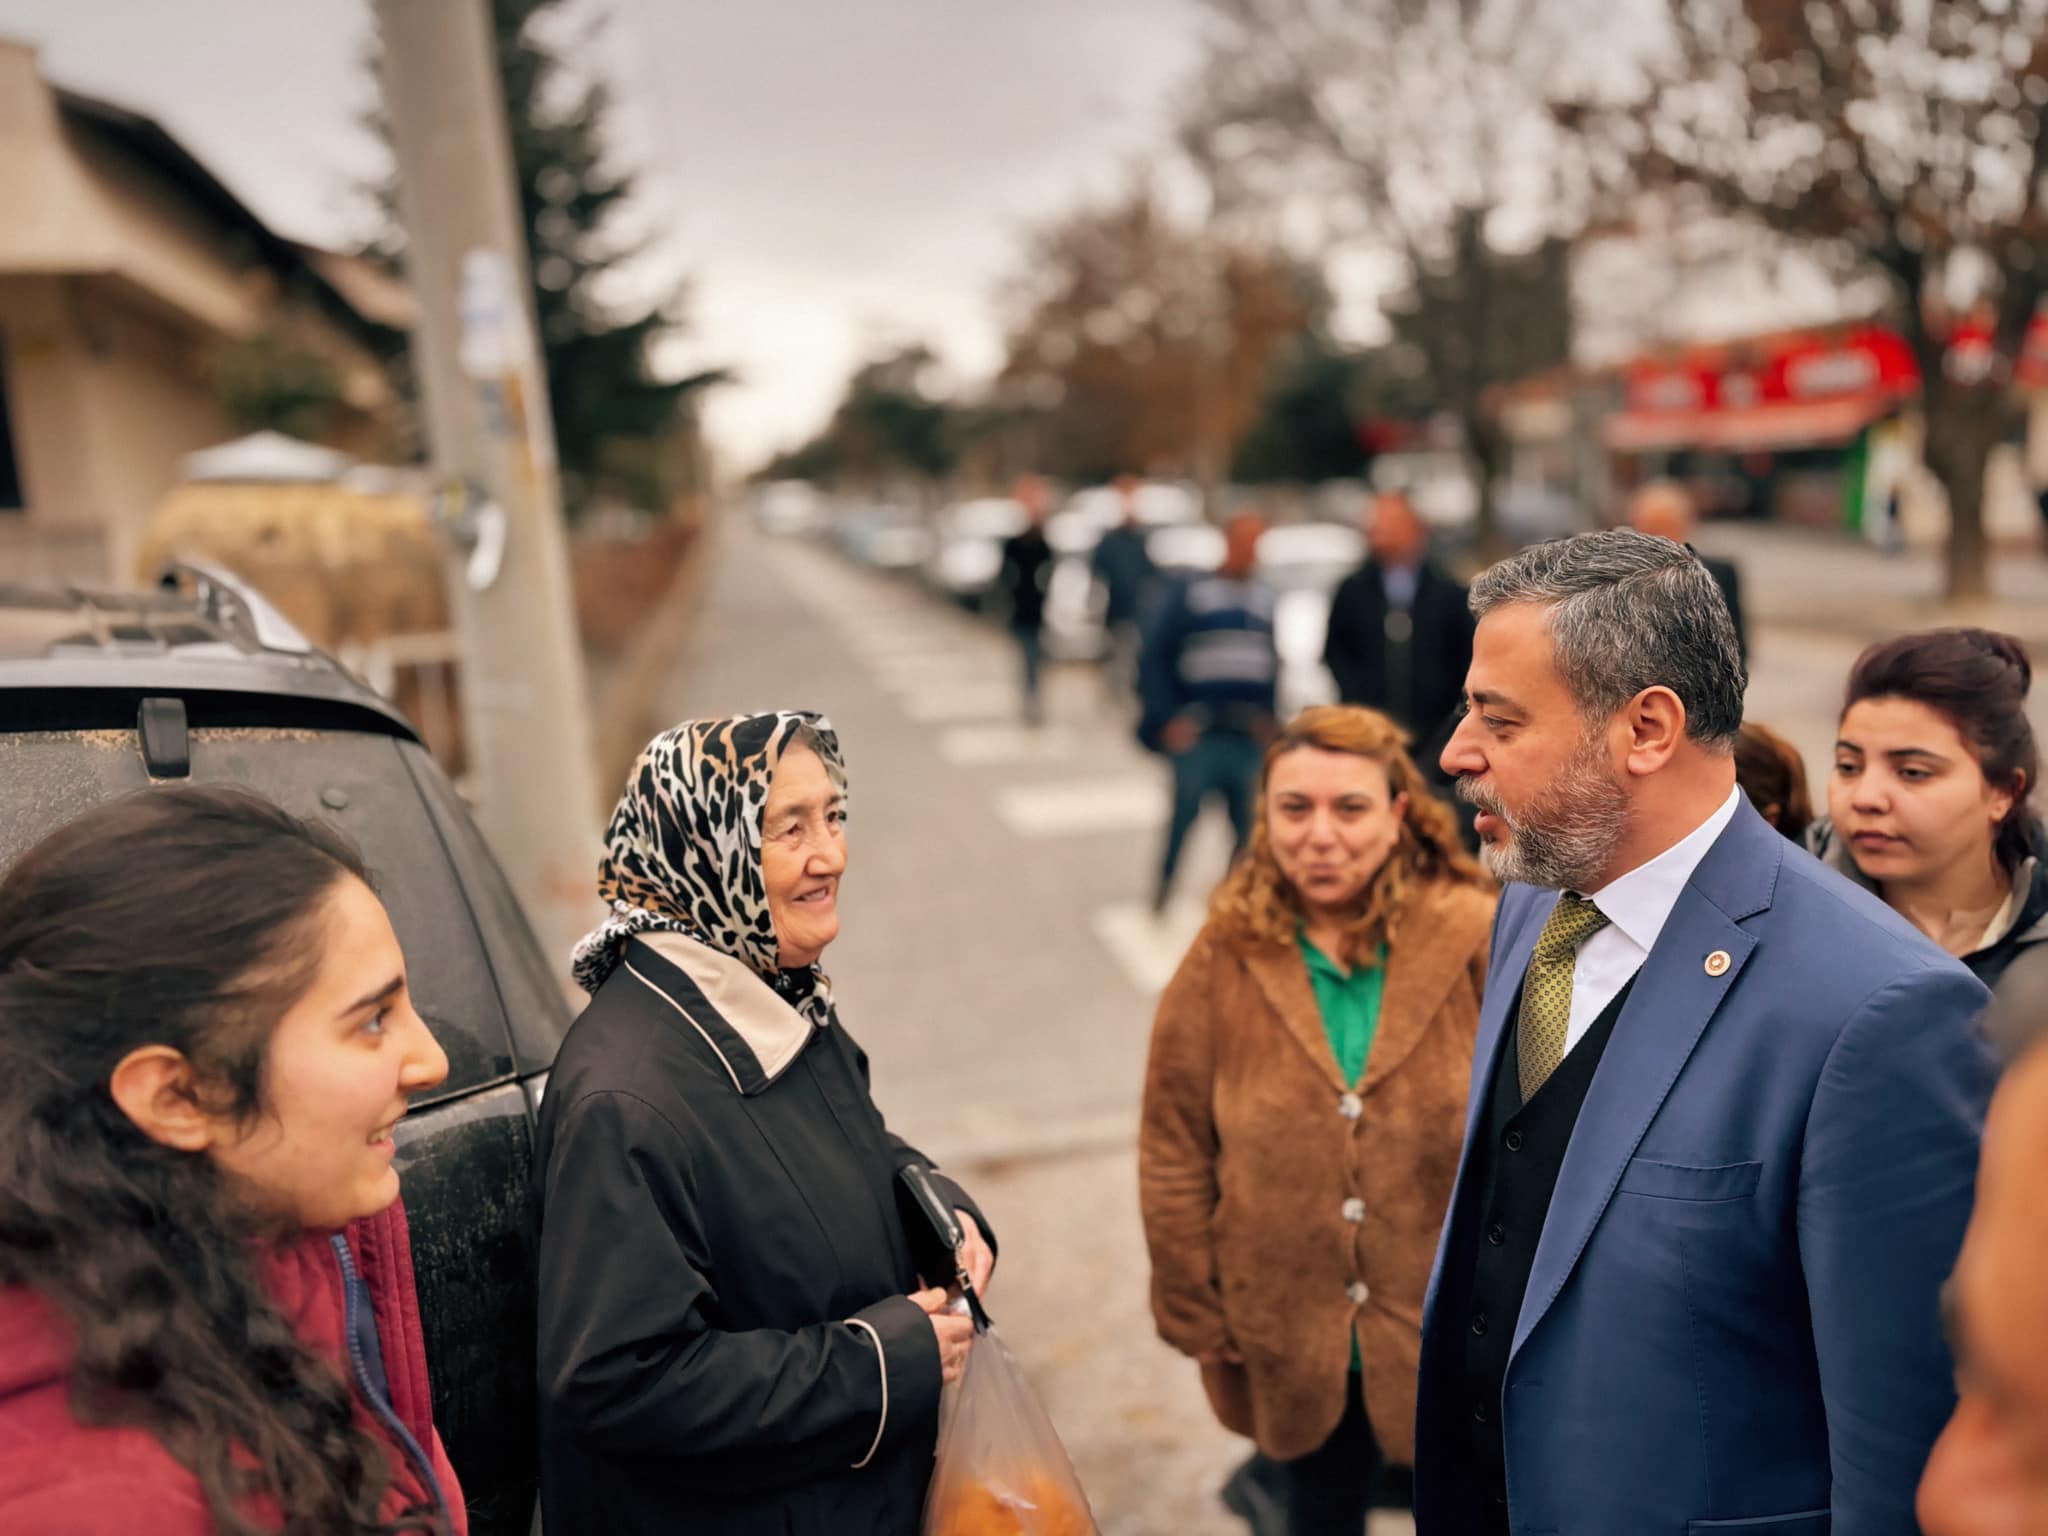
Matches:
[0,1198,467,1534]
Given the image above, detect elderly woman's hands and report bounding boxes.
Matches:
[955,1209,995,1297]
[912,1289,975,1383]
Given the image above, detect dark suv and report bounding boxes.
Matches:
[0,567,569,1536]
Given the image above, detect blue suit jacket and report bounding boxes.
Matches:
[1415,799,1996,1536]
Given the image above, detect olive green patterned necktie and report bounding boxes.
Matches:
[1517,893,1611,1101]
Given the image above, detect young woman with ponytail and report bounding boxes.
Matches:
[0,785,463,1535]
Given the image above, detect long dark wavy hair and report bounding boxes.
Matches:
[0,786,442,1535]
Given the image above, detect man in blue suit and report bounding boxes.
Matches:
[1418,529,1997,1536]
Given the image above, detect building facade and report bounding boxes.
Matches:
[0,38,409,586]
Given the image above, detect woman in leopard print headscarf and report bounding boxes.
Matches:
[569,710,848,1024]
[538,712,1000,1536]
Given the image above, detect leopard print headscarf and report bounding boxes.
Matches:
[570,712,848,1026]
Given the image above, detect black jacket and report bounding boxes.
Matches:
[1810,819,2048,1056]
[998,527,1054,630]
[535,933,993,1535]
[1321,559,1473,743]
[1090,523,1155,626]
[1700,552,1749,665]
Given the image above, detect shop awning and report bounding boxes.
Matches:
[1603,410,1713,453]
[1603,393,1890,454]
[1694,396,1891,451]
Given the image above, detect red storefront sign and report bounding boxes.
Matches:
[1606,320,2036,453]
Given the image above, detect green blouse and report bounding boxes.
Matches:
[1296,930,1387,1088]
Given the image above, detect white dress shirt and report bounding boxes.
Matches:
[1561,785,1743,1051]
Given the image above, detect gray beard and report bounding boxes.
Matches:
[1459,734,1630,892]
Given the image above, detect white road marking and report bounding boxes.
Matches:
[871,653,1014,694]
[937,723,1080,765]
[995,776,1165,836]
[1090,899,1211,995]
[899,682,1026,724]
[846,620,978,652]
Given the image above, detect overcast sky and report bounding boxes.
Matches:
[0,0,1205,470]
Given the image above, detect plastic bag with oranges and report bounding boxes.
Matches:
[921,1324,1099,1536]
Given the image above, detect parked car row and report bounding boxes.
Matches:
[757,480,1368,722]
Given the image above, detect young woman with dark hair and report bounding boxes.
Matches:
[1817,627,2048,1007]
[0,786,462,1536]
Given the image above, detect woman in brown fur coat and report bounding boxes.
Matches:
[1139,705,1494,1535]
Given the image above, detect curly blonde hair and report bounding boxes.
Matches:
[1210,705,1486,967]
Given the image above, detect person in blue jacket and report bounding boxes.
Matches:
[1139,511,1280,913]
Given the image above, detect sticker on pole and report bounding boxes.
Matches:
[457,249,532,381]
[430,477,508,593]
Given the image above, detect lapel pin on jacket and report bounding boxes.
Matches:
[1705,950,1732,977]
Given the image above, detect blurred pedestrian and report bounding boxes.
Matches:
[1421,529,1992,1535]
[1322,490,1474,749]
[1812,629,2048,1012]
[1917,1037,2048,1536]
[998,474,1057,726]
[1628,478,1749,662]
[1140,705,1494,1536]
[0,787,462,1534]
[537,712,996,1536]
[1734,719,1813,843]
[1091,473,1157,704]
[1140,512,1280,913]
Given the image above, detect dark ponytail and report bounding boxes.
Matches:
[1843,627,2042,871]
[0,786,440,1535]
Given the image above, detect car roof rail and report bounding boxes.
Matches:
[158,559,315,656]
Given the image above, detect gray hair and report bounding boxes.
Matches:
[1469,528,1746,748]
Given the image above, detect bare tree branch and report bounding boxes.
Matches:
[1601,0,2048,597]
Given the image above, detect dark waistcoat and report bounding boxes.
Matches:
[1429,974,1637,1535]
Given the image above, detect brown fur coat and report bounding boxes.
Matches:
[1138,877,1494,1464]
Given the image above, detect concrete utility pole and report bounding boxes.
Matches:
[375,0,601,978]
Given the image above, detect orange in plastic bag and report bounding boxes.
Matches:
[922,1326,1099,1536]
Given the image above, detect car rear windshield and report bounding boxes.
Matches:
[0,724,527,1104]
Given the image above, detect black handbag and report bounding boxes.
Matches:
[894,1163,992,1329]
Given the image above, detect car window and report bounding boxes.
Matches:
[0,724,517,1103]
[400,740,571,1074]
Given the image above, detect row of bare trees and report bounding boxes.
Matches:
[778,1,2048,598]
[1180,0,2048,596]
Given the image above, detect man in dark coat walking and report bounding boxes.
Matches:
[1628,479,1749,664]
[1091,473,1157,702]
[998,474,1057,725]
[1322,491,1474,752]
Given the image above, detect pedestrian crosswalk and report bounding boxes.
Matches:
[1092,898,1212,995]
[769,532,1240,995]
[935,724,1080,765]
[899,682,1024,724]
[995,776,1165,837]
[869,652,1011,688]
